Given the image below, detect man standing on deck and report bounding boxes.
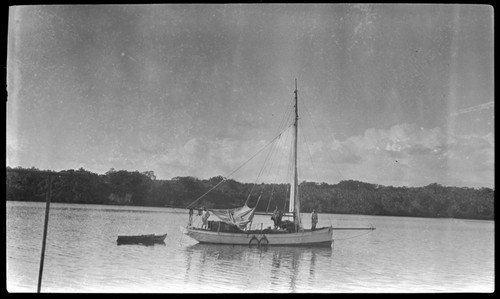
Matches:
[311,209,318,231]
[201,207,210,230]
[276,209,283,229]
[271,206,279,229]
[188,208,194,227]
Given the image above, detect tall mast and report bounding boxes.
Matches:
[289,79,302,229]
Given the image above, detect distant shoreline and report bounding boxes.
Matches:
[6,167,494,221]
[6,199,494,222]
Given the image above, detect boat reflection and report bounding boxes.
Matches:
[116,241,166,247]
[182,243,333,292]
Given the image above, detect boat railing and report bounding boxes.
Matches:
[247,223,265,231]
[247,222,286,232]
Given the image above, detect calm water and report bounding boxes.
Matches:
[6,201,494,293]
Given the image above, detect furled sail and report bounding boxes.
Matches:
[210,204,257,230]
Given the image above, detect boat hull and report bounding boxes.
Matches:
[182,226,333,247]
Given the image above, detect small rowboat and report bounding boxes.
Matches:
[117,233,167,245]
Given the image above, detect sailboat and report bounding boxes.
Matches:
[181,80,333,247]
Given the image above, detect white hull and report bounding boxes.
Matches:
[182,226,333,247]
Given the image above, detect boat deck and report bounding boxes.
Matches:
[189,227,331,234]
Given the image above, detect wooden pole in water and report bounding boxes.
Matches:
[37,174,53,293]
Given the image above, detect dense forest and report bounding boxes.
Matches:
[6,166,494,220]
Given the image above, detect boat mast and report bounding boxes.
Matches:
[290,79,302,229]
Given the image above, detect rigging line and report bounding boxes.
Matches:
[264,125,292,182]
[277,105,294,146]
[266,127,293,211]
[255,99,294,207]
[186,124,293,209]
[283,97,296,126]
[280,95,296,131]
[333,230,374,241]
[272,96,295,142]
[257,127,287,180]
[245,185,264,207]
[263,101,295,212]
[245,125,292,205]
[265,184,275,213]
[253,188,265,208]
[274,132,294,210]
[266,125,293,213]
[274,97,292,133]
[270,95,296,214]
[248,95,295,210]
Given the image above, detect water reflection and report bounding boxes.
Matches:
[116,241,166,247]
[309,249,317,287]
[270,250,282,289]
[182,243,332,292]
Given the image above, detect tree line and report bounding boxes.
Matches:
[6,166,494,220]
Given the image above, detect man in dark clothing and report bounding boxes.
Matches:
[271,206,279,229]
[311,209,318,231]
[188,208,194,227]
[276,209,283,229]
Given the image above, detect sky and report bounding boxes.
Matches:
[7,4,494,188]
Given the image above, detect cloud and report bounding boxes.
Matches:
[148,137,272,181]
[45,121,492,189]
[6,144,20,167]
[297,123,493,188]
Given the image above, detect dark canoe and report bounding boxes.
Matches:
[117,233,167,245]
